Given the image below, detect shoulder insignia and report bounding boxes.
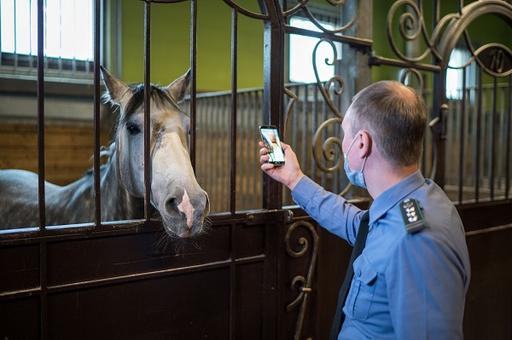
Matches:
[400,198,425,233]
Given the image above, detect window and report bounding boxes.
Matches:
[288,17,341,83]
[446,48,473,100]
[0,0,94,78]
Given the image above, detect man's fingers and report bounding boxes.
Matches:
[260,155,269,164]
[261,163,274,171]
[259,148,268,156]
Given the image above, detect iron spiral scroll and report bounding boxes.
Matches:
[285,220,319,340]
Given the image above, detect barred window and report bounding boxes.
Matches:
[288,16,341,83]
[0,0,94,79]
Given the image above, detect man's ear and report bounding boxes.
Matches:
[100,66,131,108]
[165,69,191,102]
[358,130,372,158]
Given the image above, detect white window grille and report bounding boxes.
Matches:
[0,0,95,79]
[288,17,341,83]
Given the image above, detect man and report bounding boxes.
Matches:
[259,81,470,339]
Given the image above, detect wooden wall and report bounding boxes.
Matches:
[0,122,110,186]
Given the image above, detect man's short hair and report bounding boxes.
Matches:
[348,80,427,167]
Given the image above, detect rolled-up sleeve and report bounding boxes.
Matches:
[384,233,466,340]
[291,176,364,245]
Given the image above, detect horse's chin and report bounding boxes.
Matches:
[161,217,204,239]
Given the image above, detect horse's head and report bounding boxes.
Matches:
[101,67,209,238]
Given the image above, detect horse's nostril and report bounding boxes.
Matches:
[165,197,178,214]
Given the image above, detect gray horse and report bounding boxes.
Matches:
[0,67,209,238]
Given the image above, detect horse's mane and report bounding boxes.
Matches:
[84,143,116,177]
[102,83,183,123]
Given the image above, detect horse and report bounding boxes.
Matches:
[0,67,210,238]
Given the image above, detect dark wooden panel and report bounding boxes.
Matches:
[47,226,231,285]
[47,268,230,340]
[235,262,264,340]
[0,297,40,339]
[464,227,512,340]
[314,226,352,340]
[235,224,265,259]
[458,200,512,231]
[0,244,39,292]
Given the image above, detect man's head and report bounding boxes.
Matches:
[343,81,427,168]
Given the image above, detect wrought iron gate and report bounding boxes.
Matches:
[1,1,511,339]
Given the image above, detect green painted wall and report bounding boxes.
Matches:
[118,0,263,92]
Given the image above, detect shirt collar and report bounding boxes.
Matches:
[368,170,425,226]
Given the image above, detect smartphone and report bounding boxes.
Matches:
[259,125,285,166]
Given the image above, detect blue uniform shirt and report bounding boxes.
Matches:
[291,171,470,340]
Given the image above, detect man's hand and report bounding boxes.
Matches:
[259,141,304,190]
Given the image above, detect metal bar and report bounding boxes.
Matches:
[13,0,18,69]
[93,0,101,226]
[189,0,197,169]
[506,75,511,199]
[0,211,274,245]
[229,222,237,340]
[321,91,327,188]
[284,25,372,49]
[312,84,318,182]
[229,8,237,214]
[37,0,45,231]
[0,254,267,301]
[465,223,512,237]
[36,0,47,337]
[252,90,259,207]
[458,68,466,203]
[302,85,308,176]
[143,0,151,221]
[262,0,284,210]
[475,68,482,201]
[369,55,441,73]
[489,76,497,199]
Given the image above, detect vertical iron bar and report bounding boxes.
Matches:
[292,86,298,151]
[229,8,238,214]
[37,0,45,230]
[14,0,18,69]
[302,85,308,176]
[229,10,239,334]
[189,0,197,169]
[506,75,511,199]
[253,91,259,207]
[93,0,101,226]
[312,85,318,182]
[37,1,47,338]
[458,68,466,203]
[475,68,482,201]
[143,0,151,221]
[321,94,327,188]
[262,0,284,211]
[489,76,497,199]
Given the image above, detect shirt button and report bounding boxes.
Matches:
[356,269,361,276]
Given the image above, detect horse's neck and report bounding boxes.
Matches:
[99,149,144,221]
[50,147,143,224]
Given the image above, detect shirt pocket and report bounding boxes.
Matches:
[349,254,378,321]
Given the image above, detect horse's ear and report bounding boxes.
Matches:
[100,66,131,107]
[165,69,191,102]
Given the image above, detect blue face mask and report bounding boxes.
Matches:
[343,133,368,189]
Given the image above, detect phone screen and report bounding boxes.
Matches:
[260,126,285,165]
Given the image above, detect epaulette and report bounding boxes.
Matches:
[400,198,425,233]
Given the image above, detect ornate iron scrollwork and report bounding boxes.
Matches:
[284,0,356,35]
[285,220,319,340]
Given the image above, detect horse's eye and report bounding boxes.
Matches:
[126,122,141,135]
